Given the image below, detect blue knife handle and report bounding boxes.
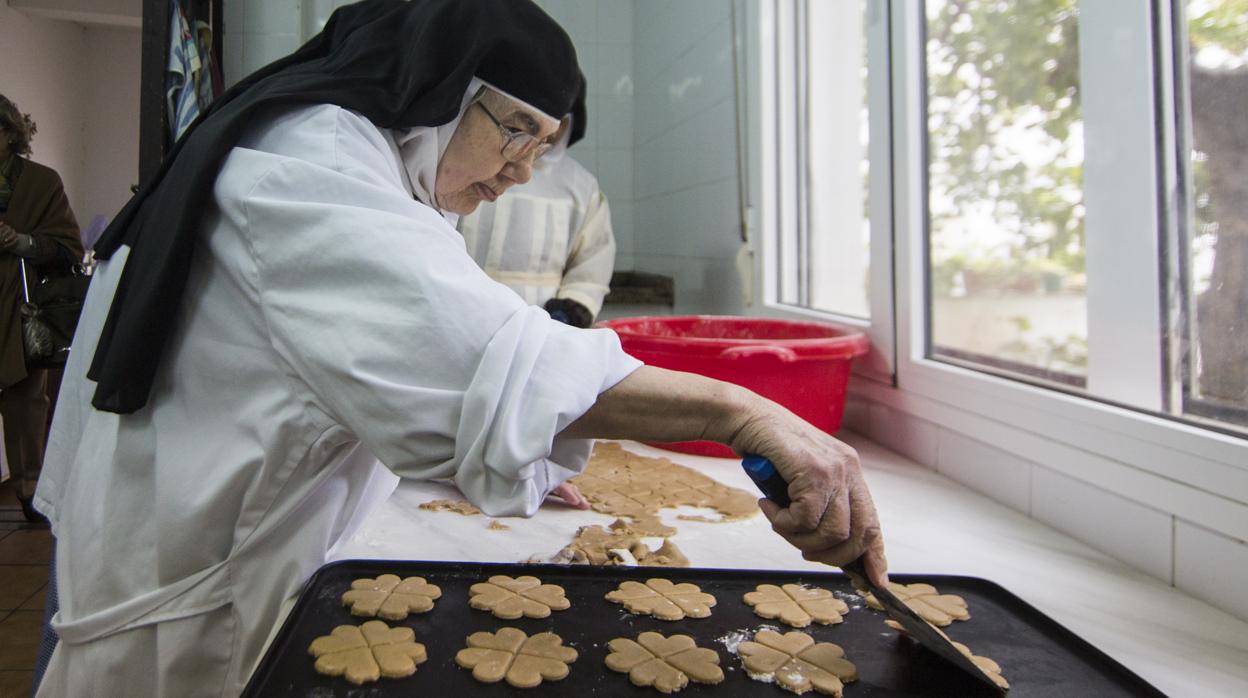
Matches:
[741,455,792,507]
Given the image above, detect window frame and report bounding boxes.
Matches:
[752,0,898,382]
[751,0,1248,530]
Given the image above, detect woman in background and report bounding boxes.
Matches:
[0,94,82,523]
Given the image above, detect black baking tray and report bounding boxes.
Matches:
[242,560,1165,697]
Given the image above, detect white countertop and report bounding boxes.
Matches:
[331,434,1248,697]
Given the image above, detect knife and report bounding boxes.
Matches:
[741,454,1007,695]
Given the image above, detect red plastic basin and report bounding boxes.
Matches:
[598,315,870,458]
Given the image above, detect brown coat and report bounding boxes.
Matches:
[0,158,83,388]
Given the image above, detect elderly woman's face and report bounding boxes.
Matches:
[435,90,561,215]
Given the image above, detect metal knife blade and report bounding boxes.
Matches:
[741,454,1007,695]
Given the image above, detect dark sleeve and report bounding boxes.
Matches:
[543,297,594,328]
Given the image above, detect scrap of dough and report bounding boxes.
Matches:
[469,575,571,619]
[605,578,716,620]
[744,583,849,628]
[341,574,441,620]
[864,582,970,626]
[883,619,1010,689]
[488,520,510,531]
[558,519,691,568]
[455,627,578,688]
[309,620,427,685]
[605,631,724,694]
[571,443,759,522]
[418,498,481,515]
[736,630,858,697]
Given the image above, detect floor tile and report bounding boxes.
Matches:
[0,566,46,611]
[0,670,34,698]
[0,530,51,566]
[0,611,42,671]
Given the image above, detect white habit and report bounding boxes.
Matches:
[33,104,640,697]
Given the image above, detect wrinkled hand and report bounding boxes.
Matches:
[730,403,888,587]
[0,223,18,252]
[548,481,590,510]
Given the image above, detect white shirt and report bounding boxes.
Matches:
[457,153,616,317]
[33,104,640,697]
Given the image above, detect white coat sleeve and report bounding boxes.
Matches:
[236,127,640,516]
[555,189,616,318]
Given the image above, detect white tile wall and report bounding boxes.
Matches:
[1175,521,1248,621]
[1031,467,1174,582]
[935,430,1034,514]
[865,403,940,470]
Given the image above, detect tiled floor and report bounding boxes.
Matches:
[0,479,50,698]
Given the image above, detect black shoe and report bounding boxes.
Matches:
[17,496,49,525]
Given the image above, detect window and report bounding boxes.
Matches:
[1175,0,1248,430]
[764,0,895,376]
[758,0,1245,438]
[913,0,1246,436]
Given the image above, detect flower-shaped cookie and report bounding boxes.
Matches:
[605,579,716,620]
[455,627,578,688]
[864,582,969,626]
[308,620,427,685]
[737,629,858,697]
[884,620,1009,689]
[469,575,571,619]
[744,583,849,627]
[341,574,442,620]
[605,631,724,694]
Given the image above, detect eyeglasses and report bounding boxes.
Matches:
[472,100,553,163]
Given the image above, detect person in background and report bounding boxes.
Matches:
[457,81,614,328]
[0,94,83,523]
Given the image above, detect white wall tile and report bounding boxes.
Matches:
[241,0,300,34]
[1031,467,1174,583]
[540,0,599,43]
[598,0,634,45]
[241,33,299,76]
[1175,521,1248,622]
[597,149,634,202]
[936,431,1033,514]
[595,90,634,149]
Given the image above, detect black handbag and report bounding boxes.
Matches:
[19,257,91,368]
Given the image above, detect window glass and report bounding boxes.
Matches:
[925,0,1088,385]
[779,1,873,318]
[1179,0,1248,428]
[805,0,872,318]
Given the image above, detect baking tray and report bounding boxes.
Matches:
[242,560,1165,697]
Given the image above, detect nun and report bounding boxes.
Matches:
[33,1,887,695]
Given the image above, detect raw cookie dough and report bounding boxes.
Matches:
[864,582,970,626]
[455,627,578,688]
[488,520,510,531]
[309,620,427,685]
[556,519,690,567]
[737,629,858,697]
[605,631,724,694]
[605,579,716,620]
[469,575,571,619]
[744,583,849,627]
[341,574,441,620]
[418,498,481,515]
[572,443,759,522]
[884,620,1010,689]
